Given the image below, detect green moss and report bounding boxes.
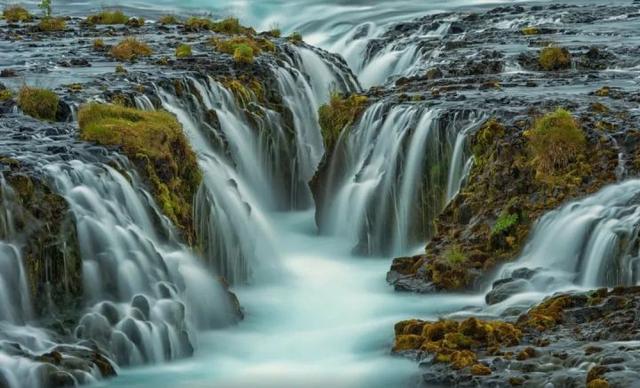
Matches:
[110,37,153,61]
[521,26,539,35]
[233,44,254,64]
[221,77,265,107]
[93,38,105,51]
[539,46,571,71]
[0,89,13,101]
[317,93,368,150]
[115,64,127,74]
[268,28,281,38]
[492,212,519,235]
[444,245,466,266]
[3,5,31,22]
[210,35,275,56]
[38,17,66,31]
[211,17,242,34]
[86,10,129,25]
[526,108,586,175]
[288,32,303,43]
[17,86,59,121]
[159,15,179,25]
[78,104,201,243]
[175,44,192,58]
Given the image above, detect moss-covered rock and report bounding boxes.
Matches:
[78,103,201,243]
[175,43,192,58]
[17,86,59,121]
[1,162,82,318]
[38,17,66,32]
[3,5,31,22]
[317,93,369,150]
[390,109,619,292]
[110,37,153,62]
[86,10,129,25]
[538,46,572,71]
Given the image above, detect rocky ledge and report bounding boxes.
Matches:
[394,287,640,387]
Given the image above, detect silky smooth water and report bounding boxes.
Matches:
[99,210,484,388]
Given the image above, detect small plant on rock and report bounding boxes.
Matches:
[17,86,59,121]
[288,32,303,43]
[539,46,571,71]
[175,44,192,58]
[38,0,52,18]
[318,92,368,150]
[526,108,586,173]
[110,37,153,61]
[3,5,32,22]
[444,245,467,266]
[233,44,254,64]
[86,10,129,25]
[38,16,65,31]
[159,15,179,25]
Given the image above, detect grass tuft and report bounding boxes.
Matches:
[17,86,59,121]
[110,37,153,61]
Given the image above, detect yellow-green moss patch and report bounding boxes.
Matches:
[3,5,31,22]
[521,26,539,35]
[110,37,153,61]
[0,89,13,101]
[526,108,586,175]
[17,86,59,121]
[175,44,192,58]
[86,10,129,25]
[318,93,368,150]
[159,15,179,25]
[78,104,201,242]
[38,17,66,31]
[539,46,571,71]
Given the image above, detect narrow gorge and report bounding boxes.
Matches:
[0,1,639,387]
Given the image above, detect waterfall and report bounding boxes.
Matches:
[140,45,359,284]
[317,103,481,256]
[42,161,238,366]
[486,180,640,309]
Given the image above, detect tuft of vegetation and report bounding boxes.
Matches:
[78,103,201,242]
[184,17,213,31]
[0,89,13,101]
[115,64,127,74]
[38,0,52,18]
[526,108,586,174]
[492,212,519,235]
[288,31,303,43]
[93,38,105,51]
[38,17,66,31]
[267,28,281,38]
[3,5,32,22]
[221,77,265,107]
[233,44,254,64]
[125,17,145,27]
[159,14,179,25]
[538,46,571,71]
[110,37,153,61]
[443,245,467,266]
[210,35,274,56]
[86,10,129,25]
[317,93,368,150]
[17,86,59,121]
[521,26,539,35]
[212,17,242,34]
[175,43,192,58]
[184,16,250,34]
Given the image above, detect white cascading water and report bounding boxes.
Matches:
[319,102,482,255]
[485,179,640,312]
[149,45,358,284]
[43,161,238,366]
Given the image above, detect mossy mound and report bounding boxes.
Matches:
[318,93,369,150]
[394,317,521,371]
[184,16,253,34]
[391,109,618,292]
[539,46,572,71]
[110,37,153,61]
[210,35,275,58]
[78,103,201,243]
[86,10,129,25]
[175,43,192,58]
[3,5,31,22]
[17,86,59,121]
[526,108,586,178]
[2,165,82,317]
[38,17,66,32]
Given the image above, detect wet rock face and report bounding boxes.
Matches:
[395,287,640,387]
[380,2,640,294]
[1,161,82,320]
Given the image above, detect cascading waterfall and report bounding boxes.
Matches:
[144,45,358,284]
[486,179,640,310]
[318,102,482,255]
[43,161,239,366]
